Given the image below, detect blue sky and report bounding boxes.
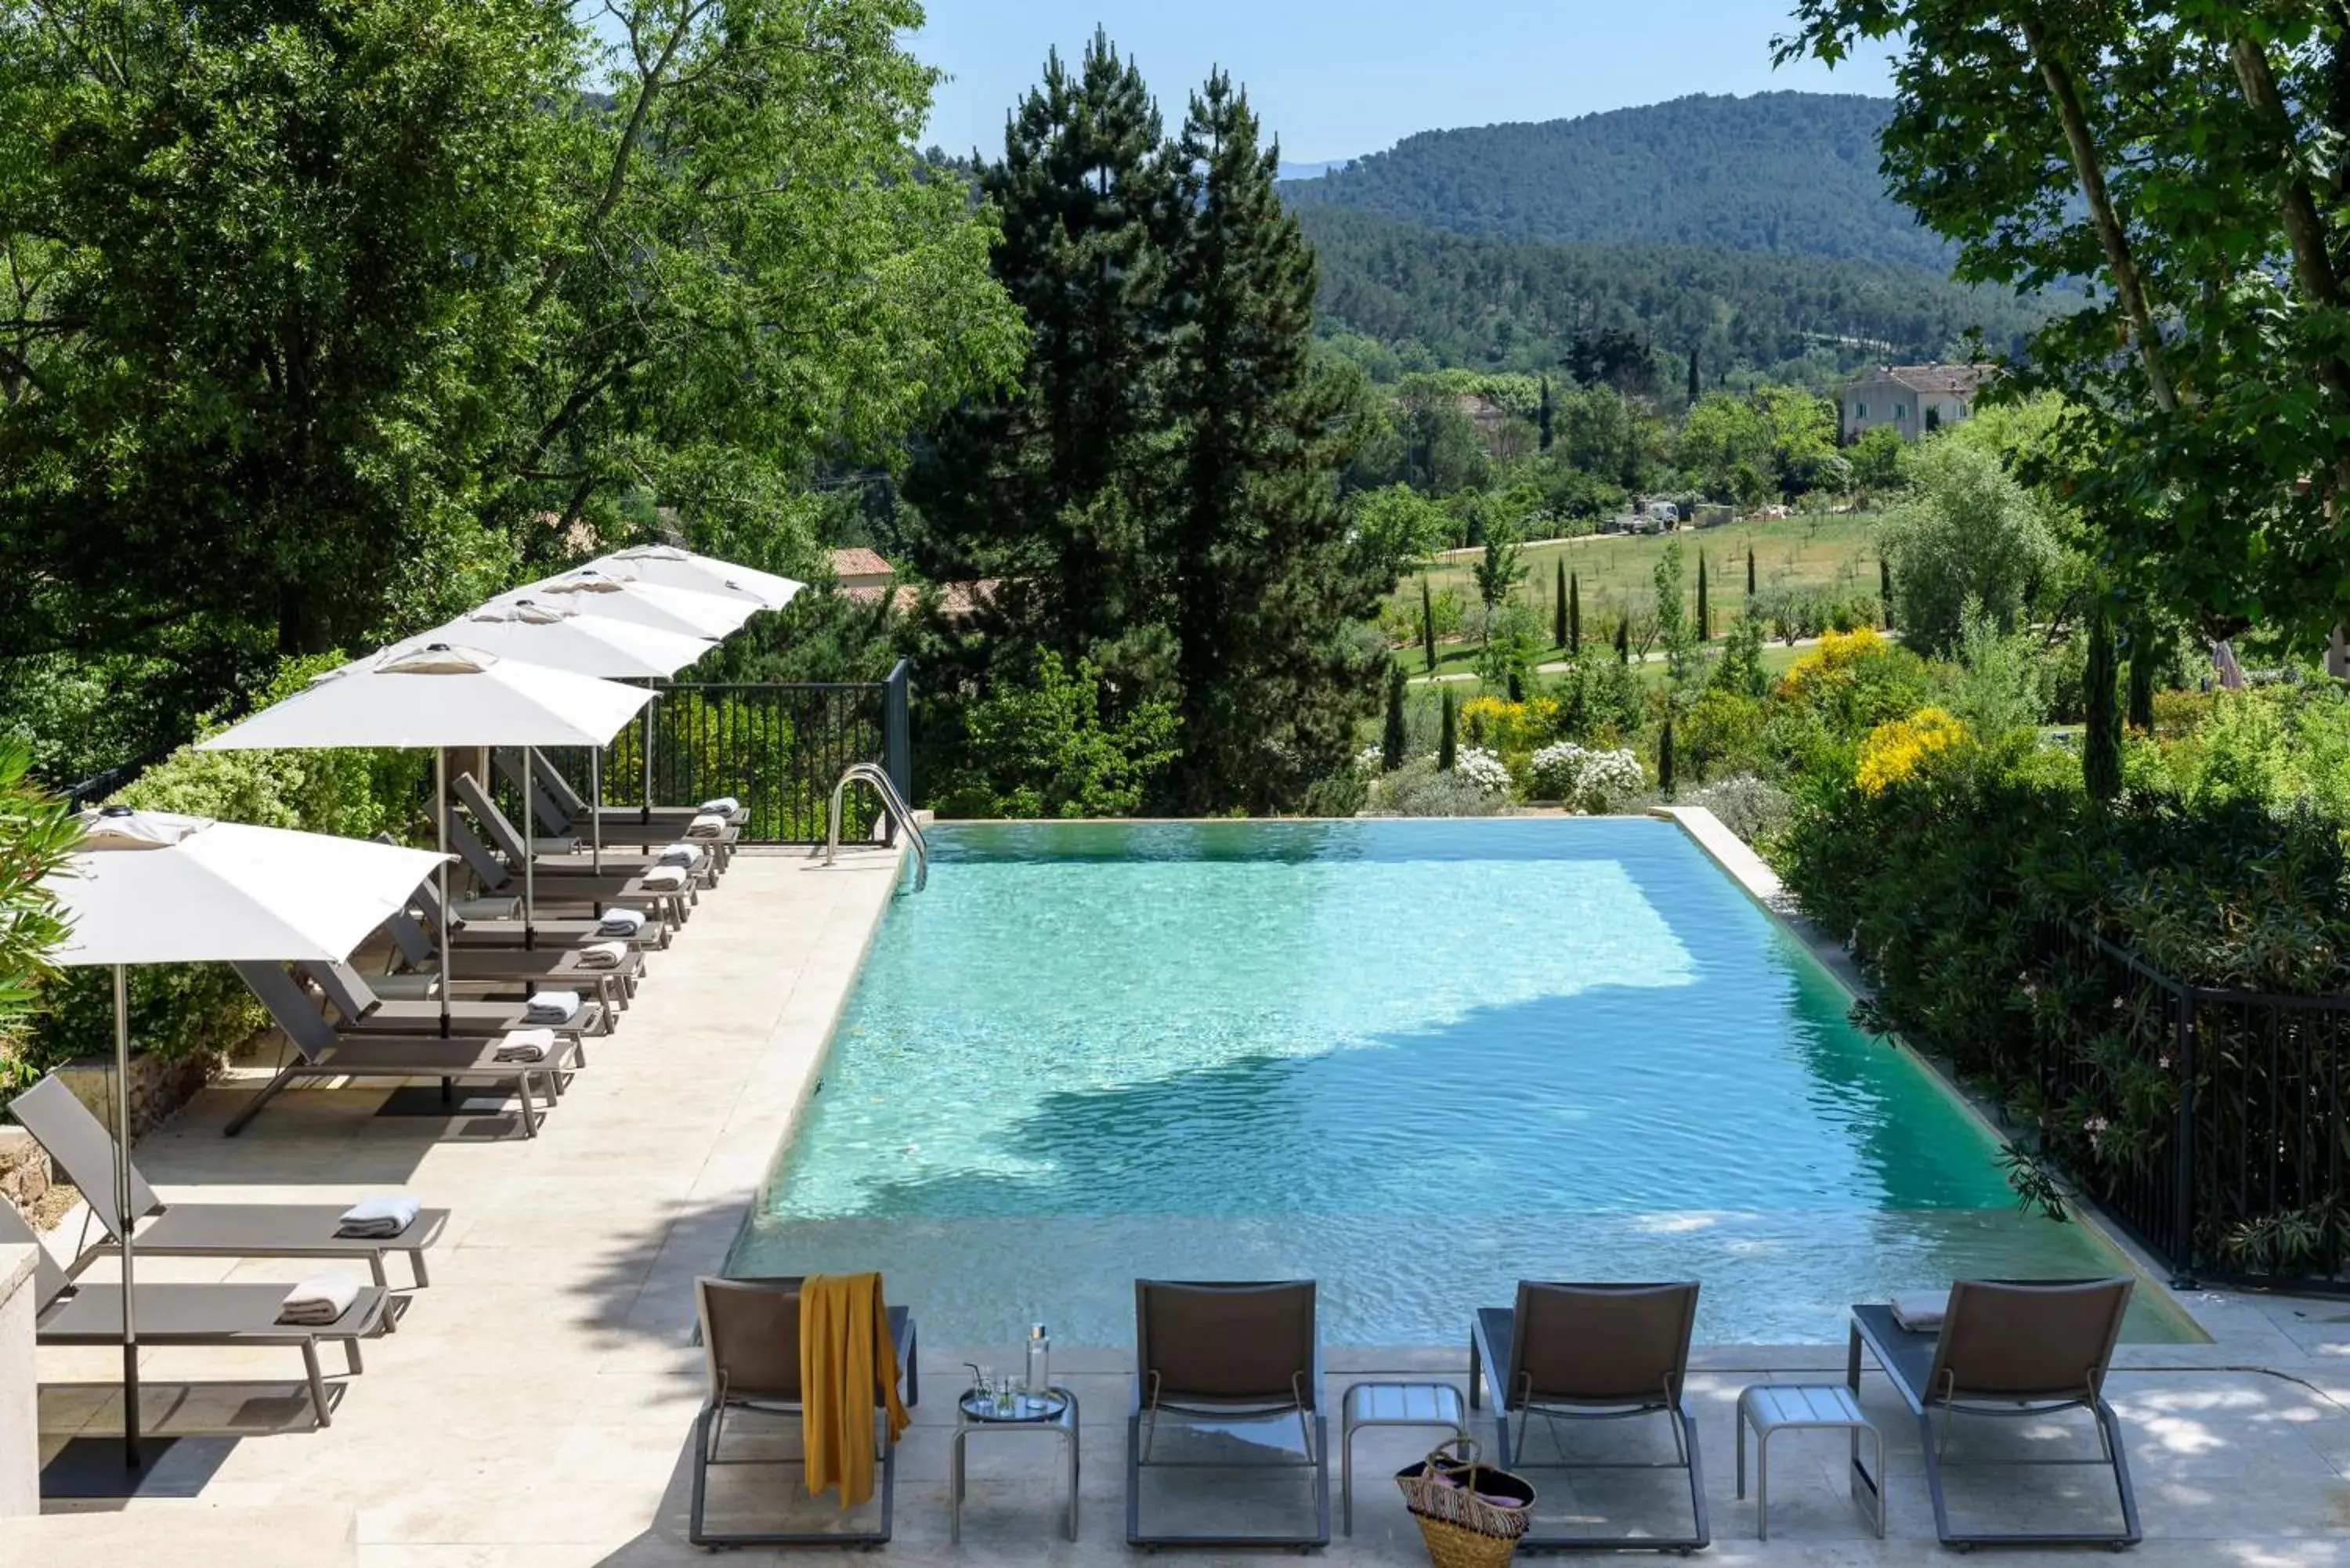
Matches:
[910,2,1896,163]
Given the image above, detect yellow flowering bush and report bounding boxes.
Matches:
[1459,695,1562,753]
[1777,625,1889,695]
[1854,707,1971,796]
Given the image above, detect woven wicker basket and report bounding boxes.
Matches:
[1395,1439,1535,1568]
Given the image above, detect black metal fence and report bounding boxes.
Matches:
[2039,929,2350,1291]
[532,660,912,846]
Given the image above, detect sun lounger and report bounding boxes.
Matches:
[689,1276,920,1548]
[9,1076,447,1290]
[396,857,669,952]
[375,905,642,1015]
[0,1200,388,1427]
[1469,1280,1708,1552]
[1128,1278,1330,1548]
[497,746,750,843]
[1848,1278,2138,1548]
[296,957,604,1039]
[443,809,693,927]
[226,960,580,1138]
[454,772,724,886]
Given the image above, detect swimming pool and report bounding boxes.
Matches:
[730,818,2196,1346]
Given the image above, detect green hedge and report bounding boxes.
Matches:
[8,656,430,1093]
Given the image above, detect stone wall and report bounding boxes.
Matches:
[0,1133,45,1219]
[50,1052,220,1148]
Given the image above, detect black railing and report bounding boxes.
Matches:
[2038,929,2350,1291]
[533,663,912,846]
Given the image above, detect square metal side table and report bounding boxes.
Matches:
[950,1386,1079,1543]
[1735,1382,1885,1541]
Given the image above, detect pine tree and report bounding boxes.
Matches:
[1697,552,1710,641]
[1658,717,1676,799]
[1156,70,1382,811]
[1568,571,1581,653]
[1552,558,1567,649]
[1538,375,1555,453]
[2084,603,2122,802]
[1437,686,1457,770]
[1746,548,1757,597]
[1614,616,1629,664]
[1420,577,1437,673]
[1686,345,1700,406]
[905,31,1170,687]
[1381,662,1408,771]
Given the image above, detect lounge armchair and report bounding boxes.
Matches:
[689,1275,920,1548]
[496,747,744,864]
[9,1075,447,1289]
[1847,1278,2139,1548]
[373,904,642,1017]
[0,1200,388,1428]
[1127,1278,1330,1548]
[1469,1281,1708,1552]
[453,771,721,887]
[226,959,580,1138]
[296,957,605,1039]
[443,808,694,929]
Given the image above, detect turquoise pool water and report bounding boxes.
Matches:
[731,818,2196,1346]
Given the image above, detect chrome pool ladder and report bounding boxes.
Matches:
[826,762,927,891]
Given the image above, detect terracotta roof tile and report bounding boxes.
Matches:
[828,547,894,579]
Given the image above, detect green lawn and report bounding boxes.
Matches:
[1401,634,1815,686]
[1392,511,1891,641]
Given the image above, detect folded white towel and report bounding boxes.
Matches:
[700,796,740,815]
[1890,1289,1950,1334]
[494,1027,555,1062]
[523,989,581,1024]
[685,812,726,839]
[595,907,647,938]
[641,865,687,892]
[278,1275,362,1326]
[656,841,703,869]
[575,940,627,971]
[337,1194,421,1239]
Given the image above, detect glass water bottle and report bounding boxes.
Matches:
[1025,1322,1051,1396]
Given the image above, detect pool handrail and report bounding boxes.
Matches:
[826,763,927,891]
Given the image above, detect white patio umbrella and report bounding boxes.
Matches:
[496,568,756,639]
[42,808,450,1469]
[384,600,714,873]
[592,544,804,612]
[198,645,653,1005]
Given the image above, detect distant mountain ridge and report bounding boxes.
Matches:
[1284,92,1950,273]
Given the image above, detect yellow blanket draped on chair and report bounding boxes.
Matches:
[798,1271,909,1508]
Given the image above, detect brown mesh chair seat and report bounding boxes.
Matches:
[689,1276,919,1549]
[1848,1277,2139,1548]
[1469,1280,1708,1552]
[1126,1278,1331,1548]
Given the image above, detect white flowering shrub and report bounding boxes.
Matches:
[1528,742,1588,801]
[1369,760,1506,817]
[1355,742,1386,777]
[1452,746,1511,795]
[1574,749,1646,813]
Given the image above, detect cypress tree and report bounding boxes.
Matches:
[1381,662,1408,771]
[1553,559,1567,649]
[1538,375,1555,453]
[1879,557,1895,630]
[2084,603,2122,801]
[1658,717,1676,799]
[1568,571,1581,653]
[1746,547,1756,597]
[1697,553,1710,641]
[1614,616,1629,664]
[1437,686,1457,771]
[1421,577,1437,672]
[2127,626,2158,732]
[1686,346,1700,406]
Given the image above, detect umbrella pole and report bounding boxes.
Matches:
[590,749,602,873]
[436,747,452,1039]
[522,746,537,950]
[640,687,655,826]
[113,963,141,1470]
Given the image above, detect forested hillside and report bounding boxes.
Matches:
[1284,92,1946,270]
[1301,206,2052,384]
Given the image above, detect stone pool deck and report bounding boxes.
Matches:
[6,835,2350,1563]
